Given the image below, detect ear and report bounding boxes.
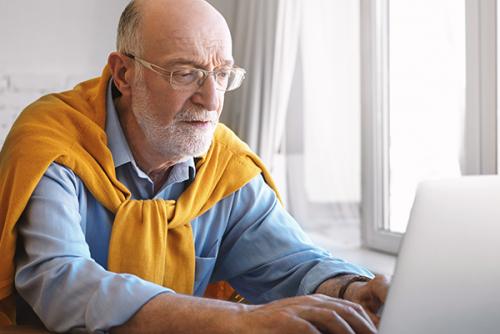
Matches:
[107,52,134,97]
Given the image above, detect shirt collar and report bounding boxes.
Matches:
[105,79,196,180]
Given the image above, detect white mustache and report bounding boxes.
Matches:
[175,108,218,123]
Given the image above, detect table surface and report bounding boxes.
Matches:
[0,325,50,333]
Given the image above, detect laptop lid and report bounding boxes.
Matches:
[378,176,500,334]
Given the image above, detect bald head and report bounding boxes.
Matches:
[117,0,232,61]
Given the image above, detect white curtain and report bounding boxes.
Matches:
[221,0,302,195]
[286,0,362,226]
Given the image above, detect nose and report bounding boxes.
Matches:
[191,73,220,111]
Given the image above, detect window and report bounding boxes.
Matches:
[362,0,497,253]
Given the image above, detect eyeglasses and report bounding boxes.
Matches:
[124,53,246,92]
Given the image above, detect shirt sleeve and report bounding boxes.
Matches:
[14,163,170,333]
[212,174,374,304]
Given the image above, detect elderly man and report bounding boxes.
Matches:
[0,0,389,333]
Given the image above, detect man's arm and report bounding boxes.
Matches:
[209,174,389,324]
[112,292,377,334]
[210,175,374,303]
[15,163,169,332]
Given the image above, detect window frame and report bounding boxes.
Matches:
[361,0,497,254]
[465,0,498,175]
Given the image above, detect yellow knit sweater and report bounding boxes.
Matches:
[0,66,280,325]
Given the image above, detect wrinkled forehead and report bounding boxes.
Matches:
[159,27,230,50]
[143,32,233,66]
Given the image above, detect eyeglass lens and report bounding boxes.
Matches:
[171,69,242,91]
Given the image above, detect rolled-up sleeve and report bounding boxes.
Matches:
[213,175,373,304]
[15,163,170,333]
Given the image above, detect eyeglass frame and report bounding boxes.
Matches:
[123,53,246,92]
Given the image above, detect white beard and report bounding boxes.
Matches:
[131,70,219,159]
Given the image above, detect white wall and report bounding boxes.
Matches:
[0,1,129,142]
[0,1,129,73]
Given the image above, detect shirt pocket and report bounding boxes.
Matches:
[194,255,217,292]
[194,237,219,289]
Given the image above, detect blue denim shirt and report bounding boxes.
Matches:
[14,81,372,333]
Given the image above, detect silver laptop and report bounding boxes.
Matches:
[379,176,500,334]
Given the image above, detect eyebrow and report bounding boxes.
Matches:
[162,58,235,68]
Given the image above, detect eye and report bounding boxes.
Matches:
[172,69,199,84]
[216,69,231,81]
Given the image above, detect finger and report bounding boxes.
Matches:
[334,304,378,334]
[346,294,382,326]
[350,295,382,327]
[309,294,376,327]
[363,309,380,328]
[292,318,324,334]
[298,307,356,334]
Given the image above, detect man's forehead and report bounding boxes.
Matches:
[146,33,232,60]
[168,36,227,51]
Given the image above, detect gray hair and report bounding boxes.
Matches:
[116,1,143,56]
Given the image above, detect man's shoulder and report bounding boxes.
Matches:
[212,123,253,156]
[17,68,110,134]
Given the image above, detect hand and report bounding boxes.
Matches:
[239,294,377,334]
[111,290,379,334]
[343,275,390,326]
